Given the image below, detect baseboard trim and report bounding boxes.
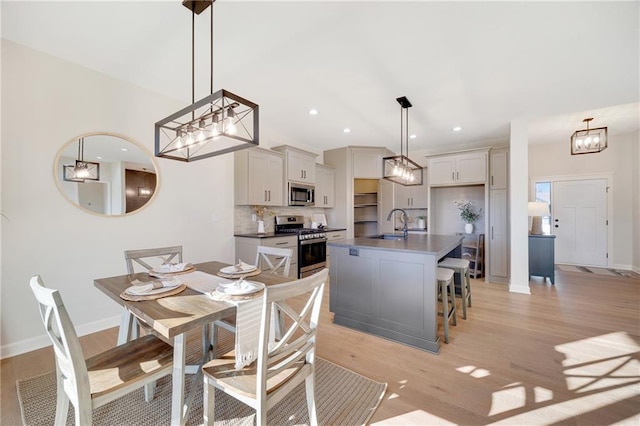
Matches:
[0,315,120,359]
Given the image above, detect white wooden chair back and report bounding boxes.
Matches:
[30,275,91,414]
[255,246,293,276]
[124,245,183,274]
[256,268,327,410]
[203,268,328,426]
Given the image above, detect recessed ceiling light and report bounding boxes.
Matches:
[121,148,128,151]
[96,156,102,160]
[343,128,351,133]
[453,126,462,132]
[309,109,318,115]
[409,134,417,139]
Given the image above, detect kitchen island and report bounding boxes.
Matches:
[327,233,464,354]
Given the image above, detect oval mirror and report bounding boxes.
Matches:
[54,132,159,216]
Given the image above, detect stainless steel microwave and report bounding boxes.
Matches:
[288,182,315,206]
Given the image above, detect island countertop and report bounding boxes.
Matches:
[328,233,464,256]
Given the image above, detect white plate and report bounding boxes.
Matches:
[220,264,257,274]
[125,285,180,296]
[216,280,264,296]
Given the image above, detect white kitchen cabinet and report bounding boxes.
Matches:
[489,149,508,190]
[315,164,335,208]
[273,145,317,184]
[234,148,284,206]
[428,151,487,186]
[235,235,298,279]
[352,147,386,178]
[394,168,427,208]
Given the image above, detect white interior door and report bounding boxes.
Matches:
[553,179,608,266]
[78,181,107,214]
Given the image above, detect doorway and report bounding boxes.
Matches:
[532,175,611,267]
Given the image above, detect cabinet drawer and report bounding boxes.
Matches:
[262,236,297,248]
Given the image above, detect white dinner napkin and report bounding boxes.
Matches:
[154,262,193,273]
[233,259,255,272]
[126,279,179,295]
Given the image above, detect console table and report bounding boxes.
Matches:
[529,234,556,284]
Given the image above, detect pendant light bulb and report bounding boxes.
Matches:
[225,108,237,135]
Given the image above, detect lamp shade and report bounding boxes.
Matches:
[528,202,550,217]
[528,201,550,235]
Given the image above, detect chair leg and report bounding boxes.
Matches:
[305,374,318,426]
[203,380,215,426]
[144,382,156,402]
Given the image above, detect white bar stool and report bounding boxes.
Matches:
[438,257,472,319]
[437,267,457,344]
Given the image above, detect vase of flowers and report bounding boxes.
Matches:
[251,205,272,234]
[454,200,481,234]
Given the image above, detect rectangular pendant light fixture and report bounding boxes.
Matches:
[155,0,259,162]
[383,96,423,186]
[571,117,607,155]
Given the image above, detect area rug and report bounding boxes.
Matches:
[556,264,640,278]
[17,357,386,426]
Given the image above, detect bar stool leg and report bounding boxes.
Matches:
[449,279,457,326]
[440,281,450,344]
[465,267,472,308]
[458,268,468,320]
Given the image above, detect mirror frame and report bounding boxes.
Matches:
[53,131,160,217]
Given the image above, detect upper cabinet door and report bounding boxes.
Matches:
[456,152,487,184]
[235,148,284,206]
[315,165,335,208]
[287,150,316,183]
[489,150,508,190]
[427,151,487,186]
[352,148,384,179]
[428,156,456,185]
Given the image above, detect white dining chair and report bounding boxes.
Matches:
[212,246,294,344]
[202,268,328,426]
[120,245,183,344]
[29,275,174,426]
[255,245,293,277]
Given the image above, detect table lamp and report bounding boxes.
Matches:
[528,202,550,235]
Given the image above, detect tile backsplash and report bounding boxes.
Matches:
[234,206,332,234]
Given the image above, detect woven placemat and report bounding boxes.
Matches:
[216,268,261,279]
[119,284,187,302]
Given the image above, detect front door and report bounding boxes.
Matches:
[553,179,608,266]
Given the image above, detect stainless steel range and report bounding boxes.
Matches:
[274,215,327,278]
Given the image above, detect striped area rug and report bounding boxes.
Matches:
[17,329,386,426]
[556,264,640,278]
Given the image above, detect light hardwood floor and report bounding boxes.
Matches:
[2,268,639,425]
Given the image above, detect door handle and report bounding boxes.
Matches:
[268,190,271,201]
[264,190,267,201]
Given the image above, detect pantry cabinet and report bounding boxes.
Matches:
[234,148,284,206]
[428,151,487,186]
[487,148,509,283]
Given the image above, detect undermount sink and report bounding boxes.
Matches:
[370,233,406,240]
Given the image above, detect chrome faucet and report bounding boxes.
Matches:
[387,208,408,239]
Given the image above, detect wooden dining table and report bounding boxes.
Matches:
[94,261,291,426]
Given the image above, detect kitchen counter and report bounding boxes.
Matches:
[328,233,463,354]
[328,233,461,256]
[235,227,346,239]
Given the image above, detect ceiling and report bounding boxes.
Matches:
[2,1,638,157]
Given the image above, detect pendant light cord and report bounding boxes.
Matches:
[191,9,195,120]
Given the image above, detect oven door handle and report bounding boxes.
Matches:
[299,238,327,246]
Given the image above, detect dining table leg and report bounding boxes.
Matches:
[171,333,187,426]
[117,308,138,345]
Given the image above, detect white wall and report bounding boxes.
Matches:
[633,131,640,273]
[528,131,637,269]
[1,41,238,357]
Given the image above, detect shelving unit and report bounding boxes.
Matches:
[458,233,485,278]
[354,179,379,237]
